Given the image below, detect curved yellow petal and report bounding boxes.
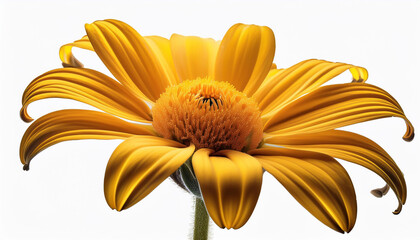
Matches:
[59,34,179,86]
[59,35,94,68]
[215,24,275,95]
[264,83,414,142]
[249,147,357,233]
[144,36,179,85]
[170,34,219,81]
[256,68,284,92]
[20,110,156,170]
[21,68,152,123]
[253,59,368,118]
[264,130,406,214]
[85,19,175,102]
[192,149,263,229]
[104,136,195,211]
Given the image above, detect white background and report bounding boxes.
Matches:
[1,0,419,239]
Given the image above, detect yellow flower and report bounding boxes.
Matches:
[20,19,414,233]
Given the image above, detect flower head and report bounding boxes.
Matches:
[20,19,414,233]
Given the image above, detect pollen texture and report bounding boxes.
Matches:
[152,78,263,152]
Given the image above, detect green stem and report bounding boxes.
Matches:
[193,197,209,240]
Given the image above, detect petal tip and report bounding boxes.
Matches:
[334,227,346,234]
[20,107,33,123]
[392,203,403,215]
[370,189,384,198]
[403,131,414,142]
[84,23,94,32]
[106,200,122,212]
[403,119,414,142]
[62,62,83,68]
[371,184,390,198]
[23,163,30,171]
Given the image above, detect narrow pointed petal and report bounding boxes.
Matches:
[21,68,152,123]
[264,83,414,142]
[59,35,93,68]
[253,59,368,118]
[104,136,195,210]
[170,34,219,81]
[20,110,156,169]
[215,24,275,95]
[85,19,176,102]
[192,149,263,229]
[265,130,407,214]
[250,147,357,233]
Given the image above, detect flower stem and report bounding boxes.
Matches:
[193,197,209,240]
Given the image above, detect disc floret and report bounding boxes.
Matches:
[152,78,263,152]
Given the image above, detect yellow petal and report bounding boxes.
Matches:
[215,24,275,95]
[250,147,357,233]
[20,110,156,170]
[21,68,152,123]
[265,130,406,214]
[256,68,284,92]
[253,59,368,118]
[192,149,263,229]
[270,63,277,69]
[59,34,179,87]
[264,83,414,142]
[85,19,175,102]
[144,36,179,85]
[104,136,195,210]
[170,34,219,81]
[59,35,93,68]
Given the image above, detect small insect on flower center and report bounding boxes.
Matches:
[152,78,263,152]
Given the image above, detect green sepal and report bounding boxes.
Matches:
[179,158,202,198]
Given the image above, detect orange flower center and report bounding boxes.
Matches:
[152,78,263,152]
